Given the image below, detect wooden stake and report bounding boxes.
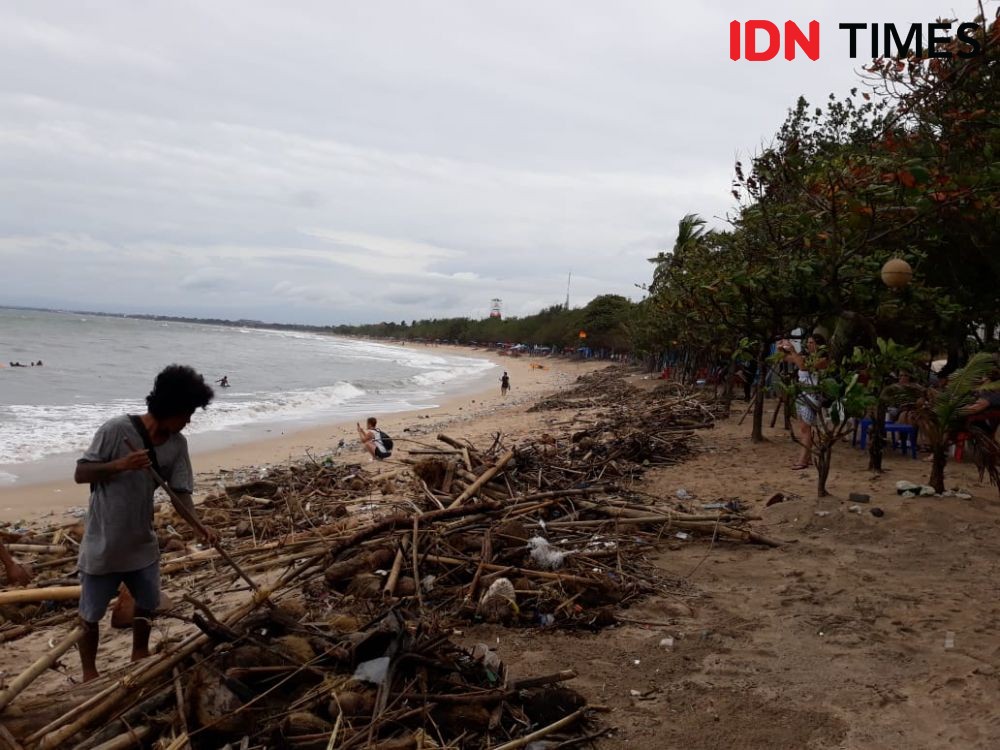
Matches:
[449,450,515,507]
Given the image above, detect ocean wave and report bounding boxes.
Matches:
[0,381,367,466]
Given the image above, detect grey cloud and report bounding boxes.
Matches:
[0,0,958,324]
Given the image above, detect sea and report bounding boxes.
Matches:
[0,308,497,486]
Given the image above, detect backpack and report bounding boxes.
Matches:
[377,429,394,453]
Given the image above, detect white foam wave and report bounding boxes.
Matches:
[0,381,366,466]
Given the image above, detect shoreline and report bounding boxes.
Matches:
[0,347,599,524]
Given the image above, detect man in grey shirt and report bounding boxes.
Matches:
[74,365,218,682]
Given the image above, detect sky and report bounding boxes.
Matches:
[0,0,984,325]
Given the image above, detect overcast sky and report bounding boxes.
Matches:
[0,1,982,325]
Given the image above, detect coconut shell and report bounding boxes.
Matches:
[281,712,330,737]
[326,613,360,633]
[276,635,316,664]
[324,547,395,585]
[438,703,492,733]
[189,667,246,733]
[110,585,135,629]
[276,595,308,620]
[328,689,376,719]
[478,578,517,623]
[394,576,417,597]
[347,573,383,599]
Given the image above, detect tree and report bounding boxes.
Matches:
[906,353,1000,494]
[851,338,922,472]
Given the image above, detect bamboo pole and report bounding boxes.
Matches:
[87,724,151,750]
[449,450,515,507]
[0,587,81,606]
[123,438,263,594]
[0,626,84,713]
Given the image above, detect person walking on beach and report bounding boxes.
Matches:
[73,364,218,682]
[777,334,829,470]
[357,417,392,461]
[500,371,510,397]
[0,541,34,586]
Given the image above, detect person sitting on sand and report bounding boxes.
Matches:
[777,333,829,471]
[0,541,34,586]
[73,365,219,682]
[357,417,391,461]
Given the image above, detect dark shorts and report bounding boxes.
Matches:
[79,561,160,623]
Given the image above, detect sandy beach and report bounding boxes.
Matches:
[3,366,1000,749]
[0,346,601,524]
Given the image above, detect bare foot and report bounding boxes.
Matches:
[130,649,151,662]
[82,669,100,683]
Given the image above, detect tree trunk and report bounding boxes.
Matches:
[750,342,767,442]
[868,401,887,473]
[929,448,948,494]
[816,442,832,497]
[720,357,737,411]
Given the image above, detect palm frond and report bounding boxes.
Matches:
[968,426,1000,493]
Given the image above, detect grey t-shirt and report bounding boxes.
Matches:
[77,415,194,575]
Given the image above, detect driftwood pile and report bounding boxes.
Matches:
[0,371,779,749]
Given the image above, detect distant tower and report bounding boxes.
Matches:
[490,298,503,319]
[565,270,572,310]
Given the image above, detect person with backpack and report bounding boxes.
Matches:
[357,417,393,461]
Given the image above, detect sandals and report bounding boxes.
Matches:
[790,463,810,470]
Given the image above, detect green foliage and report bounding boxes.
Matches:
[330,297,637,351]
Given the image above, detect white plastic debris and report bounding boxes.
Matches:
[352,657,390,686]
[675,488,693,500]
[659,637,675,649]
[471,643,502,671]
[945,631,955,649]
[527,536,568,570]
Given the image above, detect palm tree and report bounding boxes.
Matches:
[907,353,1000,494]
[647,214,709,294]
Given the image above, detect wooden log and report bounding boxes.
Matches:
[0,626,84,713]
[449,450,515,508]
[6,544,67,555]
[0,586,81,605]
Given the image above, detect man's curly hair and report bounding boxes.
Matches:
[146,365,214,419]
